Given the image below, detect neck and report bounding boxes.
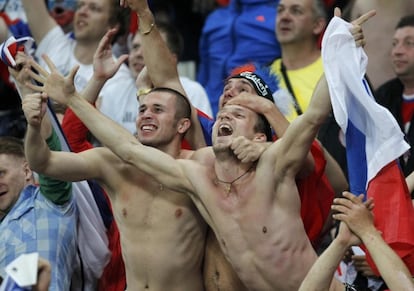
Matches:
[156,138,183,159]
[74,41,100,64]
[281,43,320,70]
[401,76,414,95]
[214,158,254,182]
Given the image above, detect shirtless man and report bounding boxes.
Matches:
[29,53,326,290]
[24,2,373,290]
[21,30,207,291]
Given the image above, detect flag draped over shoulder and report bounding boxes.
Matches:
[322,16,414,275]
[47,106,110,288]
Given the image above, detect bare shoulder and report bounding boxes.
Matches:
[191,147,215,164]
[179,149,195,159]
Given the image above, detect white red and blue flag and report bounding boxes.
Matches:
[322,16,414,275]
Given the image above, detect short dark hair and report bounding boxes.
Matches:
[156,21,184,60]
[0,136,25,159]
[149,87,192,120]
[396,15,414,29]
[254,114,273,142]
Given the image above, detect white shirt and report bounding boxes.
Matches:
[35,26,138,134]
[180,76,212,117]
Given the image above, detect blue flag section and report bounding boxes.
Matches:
[322,16,414,275]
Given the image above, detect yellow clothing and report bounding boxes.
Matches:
[270,57,324,122]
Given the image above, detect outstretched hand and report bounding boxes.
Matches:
[8,52,34,98]
[332,192,376,239]
[93,28,128,81]
[21,92,48,128]
[25,54,79,106]
[332,193,374,247]
[334,7,376,48]
[230,136,267,163]
[225,92,274,115]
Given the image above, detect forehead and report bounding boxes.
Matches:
[218,104,257,117]
[225,78,255,90]
[0,153,23,167]
[394,26,414,39]
[139,92,176,106]
[132,32,142,44]
[77,0,111,9]
[278,0,312,9]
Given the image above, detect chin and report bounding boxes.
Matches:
[213,139,231,152]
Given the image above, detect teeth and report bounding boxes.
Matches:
[219,124,233,136]
[142,125,156,131]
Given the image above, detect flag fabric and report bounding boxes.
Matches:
[0,36,33,68]
[322,16,414,275]
[47,105,110,289]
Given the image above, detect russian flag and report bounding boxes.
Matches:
[322,16,414,275]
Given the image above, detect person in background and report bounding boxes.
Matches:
[299,192,414,291]
[197,0,281,116]
[375,15,414,185]
[346,0,414,89]
[128,20,213,117]
[269,0,348,179]
[20,0,138,134]
[0,133,76,290]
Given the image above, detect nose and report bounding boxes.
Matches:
[224,85,237,98]
[392,42,405,55]
[139,108,153,120]
[219,111,231,121]
[277,9,290,21]
[77,4,87,14]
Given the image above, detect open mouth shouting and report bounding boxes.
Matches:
[218,123,233,137]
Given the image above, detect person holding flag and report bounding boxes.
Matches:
[322,5,414,286]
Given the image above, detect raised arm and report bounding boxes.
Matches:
[299,193,372,291]
[125,0,206,149]
[26,55,195,194]
[333,192,414,291]
[21,0,57,44]
[265,8,374,178]
[82,28,129,104]
[267,74,331,179]
[226,92,315,177]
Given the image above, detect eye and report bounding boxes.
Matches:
[291,7,302,15]
[153,107,163,113]
[89,3,102,12]
[75,1,85,10]
[405,39,414,48]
